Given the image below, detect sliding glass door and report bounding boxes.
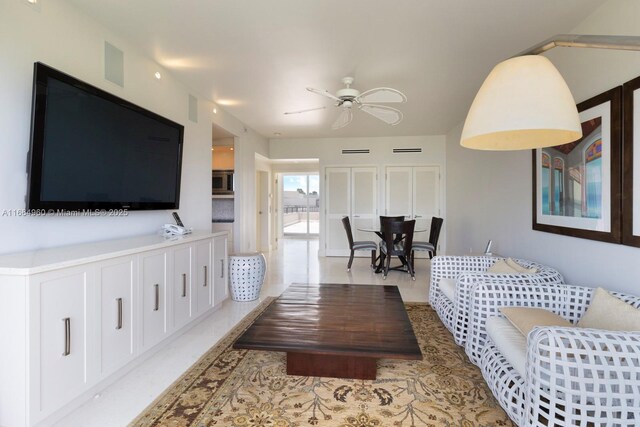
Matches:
[282,174,319,236]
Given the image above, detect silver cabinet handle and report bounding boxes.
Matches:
[182,273,187,297]
[203,266,208,287]
[154,284,159,311]
[116,298,123,330]
[220,259,224,278]
[62,317,71,356]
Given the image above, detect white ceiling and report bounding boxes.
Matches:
[69,0,606,139]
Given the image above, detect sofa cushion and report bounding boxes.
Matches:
[486,259,520,274]
[578,287,640,331]
[505,258,537,274]
[487,316,527,377]
[439,278,456,302]
[500,307,572,337]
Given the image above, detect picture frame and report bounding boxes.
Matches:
[622,75,640,247]
[532,86,622,243]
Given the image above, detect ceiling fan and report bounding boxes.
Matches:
[284,77,407,129]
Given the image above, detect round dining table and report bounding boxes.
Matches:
[357,225,428,273]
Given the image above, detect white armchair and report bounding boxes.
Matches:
[429,255,564,347]
[467,283,640,426]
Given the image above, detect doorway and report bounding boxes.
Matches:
[281,174,319,236]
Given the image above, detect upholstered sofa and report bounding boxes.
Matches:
[429,255,564,347]
[466,282,640,426]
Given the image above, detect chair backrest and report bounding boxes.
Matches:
[341,216,354,249]
[379,215,404,231]
[382,219,416,256]
[429,217,444,247]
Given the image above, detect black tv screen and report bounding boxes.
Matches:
[27,62,184,211]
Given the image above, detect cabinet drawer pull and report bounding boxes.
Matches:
[203,266,208,287]
[116,298,123,330]
[220,259,224,278]
[182,273,187,297]
[62,317,71,356]
[154,284,159,311]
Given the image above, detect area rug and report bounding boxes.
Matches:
[131,298,514,427]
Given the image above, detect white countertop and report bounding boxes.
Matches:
[0,230,226,276]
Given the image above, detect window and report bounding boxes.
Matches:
[553,158,564,215]
[541,153,551,215]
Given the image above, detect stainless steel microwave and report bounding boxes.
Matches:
[212,170,234,194]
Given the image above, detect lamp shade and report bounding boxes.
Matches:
[461,55,582,150]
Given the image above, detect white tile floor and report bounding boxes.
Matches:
[54,238,431,426]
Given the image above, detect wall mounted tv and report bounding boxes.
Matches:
[27,62,184,211]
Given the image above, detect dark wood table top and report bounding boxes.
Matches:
[233,283,422,360]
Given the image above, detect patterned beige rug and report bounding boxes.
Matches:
[131,298,514,427]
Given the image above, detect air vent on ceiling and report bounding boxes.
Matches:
[393,148,422,153]
[341,149,370,154]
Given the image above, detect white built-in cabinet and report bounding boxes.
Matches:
[385,166,441,251]
[0,231,228,427]
[325,167,378,256]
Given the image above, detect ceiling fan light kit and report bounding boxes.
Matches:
[462,34,640,151]
[285,76,407,130]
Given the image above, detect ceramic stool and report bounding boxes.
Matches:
[229,252,266,301]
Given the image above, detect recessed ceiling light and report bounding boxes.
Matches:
[273,132,282,136]
[213,108,217,114]
[26,0,37,3]
[154,72,161,80]
[230,147,234,151]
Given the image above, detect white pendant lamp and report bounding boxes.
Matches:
[461,55,582,150]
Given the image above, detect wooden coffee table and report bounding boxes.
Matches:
[233,283,422,380]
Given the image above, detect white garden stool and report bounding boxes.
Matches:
[229,252,266,301]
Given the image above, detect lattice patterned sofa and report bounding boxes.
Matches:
[429,255,564,347]
[466,282,640,426]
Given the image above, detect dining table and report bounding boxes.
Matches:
[357,225,427,274]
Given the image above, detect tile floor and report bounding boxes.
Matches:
[54,238,431,426]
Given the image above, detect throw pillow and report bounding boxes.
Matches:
[500,307,572,337]
[505,258,537,274]
[578,287,640,331]
[486,259,519,274]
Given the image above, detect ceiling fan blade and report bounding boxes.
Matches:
[284,106,326,115]
[331,108,353,130]
[359,104,403,126]
[307,87,341,102]
[356,87,407,103]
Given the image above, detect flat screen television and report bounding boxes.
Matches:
[27,62,184,211]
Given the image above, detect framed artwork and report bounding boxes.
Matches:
[532,86,622,243]
[622,75,640,247]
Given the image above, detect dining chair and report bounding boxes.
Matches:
[380,219,416,280]
[412,217,443,267]
[379,215,405,243]
[341,216,377,271]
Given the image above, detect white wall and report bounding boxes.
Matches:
[0,0,213,253]
[271,135,447,255]
[446,0,640,294]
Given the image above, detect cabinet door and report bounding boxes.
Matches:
[173,245,192,328]
[413,166,440,244]
[140,251,167,350]
[35,268,90,417]
[213,235,228,306]
[98,257,135,377]
[194,240,212,315]
[351,167,378,243]
[325,167,351,256]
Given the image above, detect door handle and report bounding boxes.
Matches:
[62,317,71,356]
[220,259,224,278]
[415,215,422,218]
[182,273,187,297]
[203,266,208,287]
[154,284,159,311]
[353,215,360,218]
[116,298,123,330]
